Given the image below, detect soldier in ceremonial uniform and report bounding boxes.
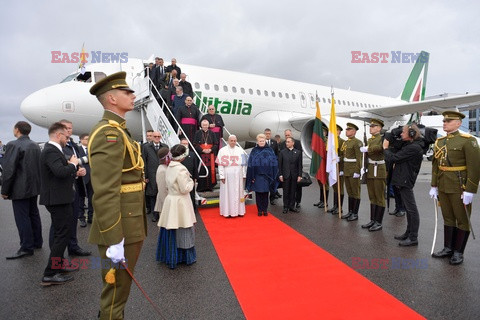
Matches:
[327,125,346,215]
[340,123,363,221]
[360,119,387,231]
[88,72,147,319]
[430,111,480,265]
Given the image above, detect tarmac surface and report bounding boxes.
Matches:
[1,159,480,319]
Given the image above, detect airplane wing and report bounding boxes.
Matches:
[338,92,480,120]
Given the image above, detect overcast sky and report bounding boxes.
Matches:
[0,0,479,143]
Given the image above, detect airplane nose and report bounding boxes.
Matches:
[20,89,48,126]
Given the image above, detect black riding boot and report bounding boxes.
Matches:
[369,206,385,231]
[362,204,376,228]
[341,197,353,219]
[327,192,338,213]
[347,198,359,221]
[432,225,456,258]
[450,228,470,265]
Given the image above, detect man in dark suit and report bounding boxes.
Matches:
[278,137,303,213]
[165,58,181,79]
[279,129,303,208]
[151,57,166,91]
[180,137,199,213]
[40,122,79,285]
[142,131,168,222]
[59,119,91,257]
[179,73,193,98]
[1,121,43,259]
[77,133,93,226]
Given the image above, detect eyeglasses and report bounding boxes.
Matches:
[153,136,161,138]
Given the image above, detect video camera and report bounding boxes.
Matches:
[384,124,438,154]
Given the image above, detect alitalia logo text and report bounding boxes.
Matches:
[194,91,252,115]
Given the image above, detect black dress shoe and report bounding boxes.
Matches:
[313,201,322,207]
[395,210,406,217]
[341,212,352,219]
[79,220,87,228]
[263,211,268,216]
[399,238,418,246]
[295,203,301,209]
[69,248,91,257]
[432,247,453,258]
[389,209,398,215]
[258,211,262,216]
[394,232,409,240]
[87,219,93,224]
[270,200,276,205]
[282,208,288,214]
[152,212,159,222]
[449,252,464,265]
[361,220,375,229]
[289,207,299,213]
[6,249,34,260]
[368,222,382,231]
[347,213,358,221]
[275,192,282,198]
[41,273,74,286]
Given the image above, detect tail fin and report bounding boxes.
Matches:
[400,51,429,102]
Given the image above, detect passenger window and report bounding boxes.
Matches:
[214,84,219,91]
[249,88,253,95]
[241,87,245,94]
[223,85,228,92]
[256,89,261,96]
[205,83,210,90]
[285,93,289,99]
[271,91,276,97]
[264,90,268,96]
[232,86,237,93]
[194,82,200,89]
[292,94,296,100]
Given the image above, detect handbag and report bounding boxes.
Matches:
[297,171,312,187]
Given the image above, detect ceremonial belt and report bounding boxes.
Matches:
[210,126,221,133]
[368,158,385,177]
[120,182,145,193]
[201,144,216,184]
[344,158,357,162]
[439,165,467,172]
[181,118,197,125]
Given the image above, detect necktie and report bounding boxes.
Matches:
[84,147,88,156]
[267,140,270,146]
[155,144,159,151]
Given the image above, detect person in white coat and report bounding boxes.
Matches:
[156,144,197,269]
[154,147,170,215]
[216,135,247,217]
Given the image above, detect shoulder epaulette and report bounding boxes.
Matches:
[460,133,472,138]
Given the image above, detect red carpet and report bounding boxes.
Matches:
[200,205,424,320]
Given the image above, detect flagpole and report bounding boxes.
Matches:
[322,184,327,213]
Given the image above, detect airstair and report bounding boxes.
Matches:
[130,69,250,206]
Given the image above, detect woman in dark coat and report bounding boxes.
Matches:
[246,134,278,216]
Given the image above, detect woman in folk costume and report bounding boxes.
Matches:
[156,144,197,269]
[246,133,278,216]
[154,146,171,217]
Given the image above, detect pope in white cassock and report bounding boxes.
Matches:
[216,135,247,217]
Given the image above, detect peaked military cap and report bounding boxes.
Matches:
[89,71,134,96]
[370,118,384,127]
[346,123,359,131]
[336,124,343,131]
[442,110,465,120]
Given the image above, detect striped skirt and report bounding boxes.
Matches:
[156,227,196,269]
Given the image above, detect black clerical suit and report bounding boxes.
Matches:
[278,147,303,210]
[39,142,77,276]
[279,138,303,206]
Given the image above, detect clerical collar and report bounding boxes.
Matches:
[288,147,294,150]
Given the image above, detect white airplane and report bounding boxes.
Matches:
[20,51,480,157]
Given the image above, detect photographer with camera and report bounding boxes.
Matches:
[384,124,424,246]
[384,126,407,217]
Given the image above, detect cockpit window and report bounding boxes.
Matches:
[76,72,92,82]
[60,73,79,83]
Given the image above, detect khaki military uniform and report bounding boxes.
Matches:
[366,133,386,207]
[88,110,147,320]
[432,131,480,231]
[342,137,363,199]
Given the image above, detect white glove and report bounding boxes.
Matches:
[429,187,438,200]
[339,171,344,176]
[360,168,366,176]
[462,191,474,205]
[353,173,360,179]
[106,238,125,263]
[360,146,368,153]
